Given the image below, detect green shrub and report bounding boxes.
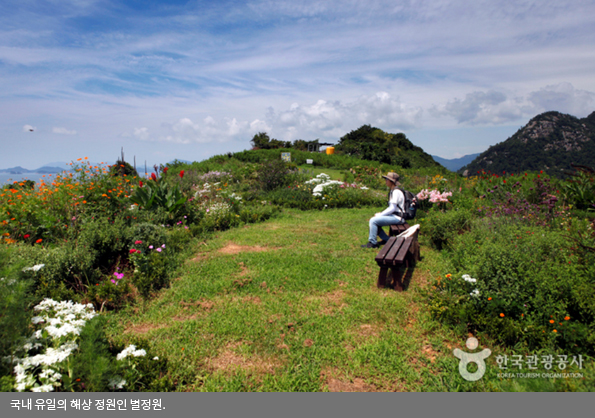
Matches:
[421,207,474,250]
[0,246,35,378]
[426,220,594,354]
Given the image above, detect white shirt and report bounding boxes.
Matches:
[378,188,404,219]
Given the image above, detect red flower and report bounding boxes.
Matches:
[129,248,136,254]
[151,173,157,181]
[24,234,30,239]
[503,180,506,183]
[36,239,42,244]
[139,181,143,187]
[163,167,169,173]
[135,240,142,245]
[179,170,185,179]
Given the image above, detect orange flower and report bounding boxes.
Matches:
[549,319,554,324]
[499,313,505,317]
[553,329,557,333]
[36,239,42,243]
[445,274,452,278]
[564,316,570,321]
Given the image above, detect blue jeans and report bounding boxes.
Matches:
[368,215,404,244]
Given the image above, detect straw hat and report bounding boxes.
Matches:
[381,172,400,185]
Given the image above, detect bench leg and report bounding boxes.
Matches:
[377,267,389,288]
[391,267,404,292]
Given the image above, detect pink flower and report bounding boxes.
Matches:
[149,245,153,249]
[135,240,142,245]
[129,249,136,254]
[156,248,162,253]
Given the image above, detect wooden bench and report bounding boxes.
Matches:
[375,224,420,291]
[389,222,410,237]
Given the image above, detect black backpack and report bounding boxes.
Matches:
[389,188,417,220]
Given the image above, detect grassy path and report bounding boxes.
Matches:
[104,208,503,391]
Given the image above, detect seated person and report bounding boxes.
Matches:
[361,172,414,248]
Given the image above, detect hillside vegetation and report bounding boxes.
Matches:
[459,111,595,177]
[0,150,593,392]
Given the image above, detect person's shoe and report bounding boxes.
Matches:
[361,241,379,248]
[378,240,388,246]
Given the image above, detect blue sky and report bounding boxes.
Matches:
[2,0,595,171]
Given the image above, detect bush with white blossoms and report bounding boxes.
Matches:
[305,173,344,197]
[10,298,96,392]
[462,274,480,297]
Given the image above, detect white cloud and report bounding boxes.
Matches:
[527,82,595,118]
[266,92,423,139]
[52,127,77,135]
[23,124,36,132]
[133,127,150,141]
[430,90,528,125]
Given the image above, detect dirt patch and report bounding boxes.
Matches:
[347,323,383,346]
[404,303,420,329]
[326,378,377,392]
[236,262,250,277]
[307,289,347,315]
[172,313,199,322]
[218,242,280,255]
[421,343,439,363]
[356,324,381,338]
[320,369,378,392]
[241,295,262,305]
[124,322,165,335]
[180,299,215,310]
[208,342,282,375]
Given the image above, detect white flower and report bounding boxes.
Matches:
[470,289,480,297]
[117,345,147,360]
[22,264,45,272]
[31,384,54,392]
[153,356,159,360]
[361,186,368,190]
[129,204,138,211]
[108,377,126,390]
[462,274,477,283]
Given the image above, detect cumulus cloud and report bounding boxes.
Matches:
[133,127,150,141]
[267,92,423,139]
[23,124,36,132]
[133,116,260,144]
[527,82,595,118]
[52,127,77,135]
[430,90,527,125]
[433,83,595,126]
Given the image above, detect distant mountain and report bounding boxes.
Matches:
[458,111,595,177]
[35,166,70,174]
[0,165,71,174]
[431,153,481,172]
[0,166,30,174]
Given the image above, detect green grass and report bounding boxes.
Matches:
[104,207,593,391]
[297,166,346,181]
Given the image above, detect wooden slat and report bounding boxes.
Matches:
[394,236,413,264]
[375,237,396,263]
[385,237,405,264]
[389,222,410,236]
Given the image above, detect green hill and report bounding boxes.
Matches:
[335,125,440,169]
[459,111,595,177]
